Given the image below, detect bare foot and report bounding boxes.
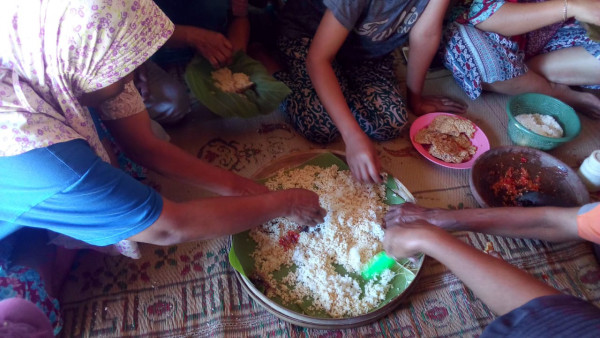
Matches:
[572,88,600,119]
[552,84,600,119]
[482,73,600,118]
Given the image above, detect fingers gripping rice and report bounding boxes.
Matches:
[249,165,394,317]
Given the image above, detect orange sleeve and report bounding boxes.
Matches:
[577,203,600,244]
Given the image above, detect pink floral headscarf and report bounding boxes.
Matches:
[0,0,174,162]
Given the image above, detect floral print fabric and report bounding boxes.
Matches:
[0,2,174,332]
[98,81,147,121]
[0,262,62,335]
[0,234,61,335]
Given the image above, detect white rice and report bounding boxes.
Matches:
[515,113,564,138]
[249,165,394,318]
[211,68,252,93]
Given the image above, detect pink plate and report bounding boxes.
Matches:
[409,112,490,169]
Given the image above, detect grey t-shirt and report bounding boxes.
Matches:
[278,0,428,59]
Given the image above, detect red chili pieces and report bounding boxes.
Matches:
[279,230,300,251]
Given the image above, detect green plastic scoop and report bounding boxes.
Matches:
[361,251,397,280]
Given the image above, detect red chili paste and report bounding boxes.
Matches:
[491,166,541,206]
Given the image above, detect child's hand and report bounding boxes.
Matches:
[344,133,382,184]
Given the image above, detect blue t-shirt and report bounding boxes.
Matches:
[0,139,162,246]
[278,0,429,59]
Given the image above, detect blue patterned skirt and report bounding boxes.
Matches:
[442,21,600,100]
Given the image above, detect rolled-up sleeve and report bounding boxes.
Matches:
[578,202,600,244]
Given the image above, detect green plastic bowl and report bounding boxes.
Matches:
[506,93,581,150]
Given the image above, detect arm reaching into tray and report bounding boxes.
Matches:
[382,220,600,335]
[385,203,587,242]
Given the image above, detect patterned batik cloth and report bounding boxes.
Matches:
[275,37,408,144]
[0,237,62,335]
[0,265,61,336]
[273,0,429,143]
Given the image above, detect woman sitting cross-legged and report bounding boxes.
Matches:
[275,0,467,185]
[441,0,600,118]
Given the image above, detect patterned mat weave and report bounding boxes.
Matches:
[59,72,600,337]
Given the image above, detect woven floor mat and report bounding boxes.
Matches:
[59,69,600,337]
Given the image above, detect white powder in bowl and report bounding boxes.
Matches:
[515,113,564,138]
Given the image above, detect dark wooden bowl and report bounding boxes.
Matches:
[469,146,589,208]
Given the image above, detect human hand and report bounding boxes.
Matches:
[411,95,467,116]
[383,221,444,258]
[219,174,270,196]
[570,0,600,26]
[385,203,442,227]
[344,133,382,184]
[186,26,233,68]
[281,188,327,227]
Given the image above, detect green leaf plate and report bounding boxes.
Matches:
[228,151,423,320]
[184,51,291,118]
